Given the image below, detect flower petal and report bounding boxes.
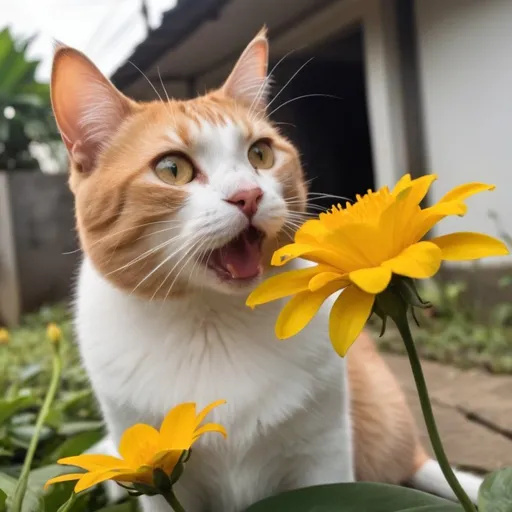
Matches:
[195,400,227,428]
[323,223,389,268]
[44,473,83,490]
[275,282,343,339]
[329,286,375,357]
[409,201,468,242]
[271,243,345,269]
[118,424,160,468]
[391,174,412,196]
[383,241,442,279]
[159,403,197,451]
[309,272,348,292]
[431,232,509,261]
[154,450,183,475]
[192,422,227,442]
[349,266,392,294]
[246,265,332,307]
[74,469,135,493]
[295,219,329,244]
[440,182,495,203]
[57,454,127,472]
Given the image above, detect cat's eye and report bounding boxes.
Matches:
[248,140,274,170]
[153,154,194,185]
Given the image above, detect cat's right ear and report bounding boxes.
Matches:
[51,45,134,173]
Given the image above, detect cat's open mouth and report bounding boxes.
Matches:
[206,226,264,281]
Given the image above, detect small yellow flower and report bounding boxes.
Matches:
[0,328,9,345]
[247,174,509,356]
[45,400,227,493]
[46,323,62,345]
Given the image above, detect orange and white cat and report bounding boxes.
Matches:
[50,30,481,511]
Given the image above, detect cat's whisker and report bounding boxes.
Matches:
[128,60,165,103]
[264,58,314,117]
[107,234,184,276]
[130,236,196,296]
[268,93,343,119]
[248,47,299,120]
[159,235,210,301]
[151,234,207,301]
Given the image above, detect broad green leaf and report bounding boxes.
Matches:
[46,430,103,463]
[28,465,71,496]
[95,502,136,512]
[0,489,6,511]
[243,483,464,512]
[0,396,38,426]
[0,471,42,512]
[479,467,512,512]
[59,421,104,436]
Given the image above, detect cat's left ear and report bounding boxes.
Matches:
[221,27,269,110]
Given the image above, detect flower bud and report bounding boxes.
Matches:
[46,323,62,345]
[0,328,9,345]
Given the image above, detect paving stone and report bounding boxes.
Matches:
[383,354,512,472]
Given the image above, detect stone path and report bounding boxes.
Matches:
[383,354,512,473]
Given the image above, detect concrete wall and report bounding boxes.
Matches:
[415,0,512,264]
[2,171,79,320]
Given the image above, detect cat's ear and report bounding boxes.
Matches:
[51,45,134,173]
[221,27,269,110]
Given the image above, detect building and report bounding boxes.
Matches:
[112,0,512,273]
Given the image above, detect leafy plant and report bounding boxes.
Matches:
[0,27,61,171]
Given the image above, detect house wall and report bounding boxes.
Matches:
[415,0,512,263]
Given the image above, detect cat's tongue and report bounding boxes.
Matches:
[210,226,263,280]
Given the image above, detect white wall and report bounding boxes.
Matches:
[415,0,512,264]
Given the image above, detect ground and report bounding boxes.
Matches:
[385,354,512,473]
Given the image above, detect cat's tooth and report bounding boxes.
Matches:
[226,264,238,278]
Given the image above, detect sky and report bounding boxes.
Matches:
[3,0,178,82]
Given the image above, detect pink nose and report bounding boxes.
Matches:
[226,187,263,218]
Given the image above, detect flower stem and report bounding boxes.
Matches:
[394,315,477,512]
[10,339,62,512]
[162,489,186,512]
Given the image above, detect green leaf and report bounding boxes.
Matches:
[45,429,103,463]
[94,503,135,512]
[0,472,42,512]
[0,396,38,426]
[478,467,512,511]
[59,421,104,436]
[243,483,464,512]
[28,465,71,495]
[0,489,7,511]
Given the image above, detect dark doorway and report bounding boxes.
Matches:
[270,28,374,210]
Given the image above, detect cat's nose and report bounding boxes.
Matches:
[226,187,263,218]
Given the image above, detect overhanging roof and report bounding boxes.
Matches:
[111,0,345,94]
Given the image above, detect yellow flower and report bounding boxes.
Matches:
[0,328,9,345]
[247,174,509,356]
[46,323,62,345]
[45,400,227,493]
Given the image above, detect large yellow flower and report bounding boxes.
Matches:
[45,400,226,493]
[247,174,509,356]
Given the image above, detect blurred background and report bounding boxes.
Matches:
[0,2,511,507]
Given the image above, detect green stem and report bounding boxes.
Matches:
[56,493,77,512]
[394,315,477,512]
[162,489,186,512]
[10,341,62,512]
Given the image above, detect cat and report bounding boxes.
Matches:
[50,29,482,511]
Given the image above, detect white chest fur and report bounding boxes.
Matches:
[75,258,354,511]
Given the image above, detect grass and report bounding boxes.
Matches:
[0,275,510,510]
[0,304,135,511]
